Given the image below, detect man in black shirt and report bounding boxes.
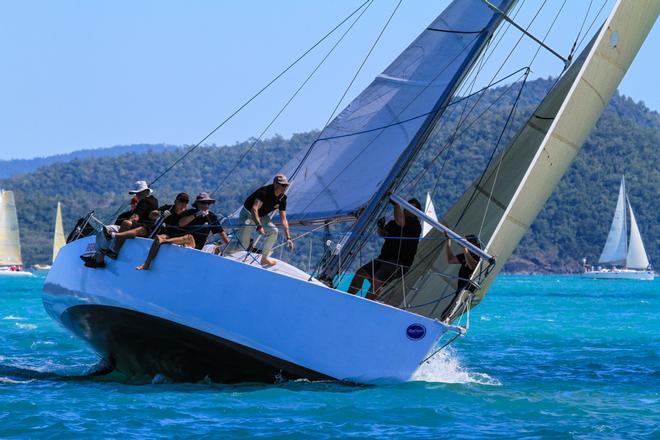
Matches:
[103,180,159,257]
[178,192,229,250]
[348,198,422,300]
[136,192,197,270]
[445,233,481,294]
[83,180,158,268]
[228,174,293,267]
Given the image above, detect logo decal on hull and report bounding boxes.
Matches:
[406,323,426,340]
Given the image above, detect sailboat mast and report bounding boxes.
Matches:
[320,0,516,282]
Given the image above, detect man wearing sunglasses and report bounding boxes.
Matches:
[179,192,229,250]
[136,193,196,270]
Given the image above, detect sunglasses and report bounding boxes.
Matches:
[176,199,189,203]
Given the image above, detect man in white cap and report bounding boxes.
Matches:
[82,180,159,267]
[103,180,158,258]
[229,174,294,267]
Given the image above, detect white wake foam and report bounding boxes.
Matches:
[411,349,500,386]
[2,315,26,321]
[15,323,37,330]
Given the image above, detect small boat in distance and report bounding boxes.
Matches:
[0,189,32,277]
[33,202,66,271]
[583,176,654,280]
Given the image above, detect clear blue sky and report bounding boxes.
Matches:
[1,0,658,160]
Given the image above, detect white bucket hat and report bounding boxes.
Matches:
[128,180,153,196]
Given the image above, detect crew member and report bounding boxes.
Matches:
[348,198,422,300]
[228,174,294,267]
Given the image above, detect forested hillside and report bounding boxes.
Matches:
[0,144,178,178]
[1,78,657,272]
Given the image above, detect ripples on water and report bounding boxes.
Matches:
[0,274,657,438]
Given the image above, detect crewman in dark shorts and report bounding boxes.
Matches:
[348,198,422,300]
[445,233,481,294]
[228,174,294,267]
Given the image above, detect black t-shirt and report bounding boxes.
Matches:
[456,253,481,292]
[133,195,159,221]
[378,217,422,267]
[156,204,188,237]
[243,184,287,217]
[181,209,224,249]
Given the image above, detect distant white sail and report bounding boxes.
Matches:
[598,176,628,265]
[626,198,650,270]
[52,202,66,263]
[422,193,438,238]
[0,190,23,266]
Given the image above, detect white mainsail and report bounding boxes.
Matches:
[52,202,66,263]
[625,197,650,270]
[422,193,438,238]
[598,176,627,265]
[0,190,23,267]
[383,0,659,321]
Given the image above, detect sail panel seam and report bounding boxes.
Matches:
[580,76,607,107]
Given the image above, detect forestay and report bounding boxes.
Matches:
[382,0,659,322]
[598,176,628,265]
[278,0,514,225]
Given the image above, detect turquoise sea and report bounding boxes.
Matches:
[0,274,657,439]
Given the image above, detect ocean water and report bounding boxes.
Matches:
[0,274,657,439]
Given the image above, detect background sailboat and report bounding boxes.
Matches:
[583,176,654,280]
[0,189,32,277]
[34,202,66,271]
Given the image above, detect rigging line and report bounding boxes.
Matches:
[568,0,593,60]
[290,0,404,181]
[401,68,529,193]
[454,69,529,229]
[311,67,529,143]
[147,0,371,189]
[210,0,375,196]
[529,0,567,68]
[575,0,609,52]
[477,69,529,238]
[400,2,548,195]
[419,2,525,198]
[290,30,482,225]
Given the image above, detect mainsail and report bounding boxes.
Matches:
[0,190,23,267]
[52,202,66,263]
[278,0,515,225]
[625,197,650,270]
[382,0,659,321]
[598,176,627,265]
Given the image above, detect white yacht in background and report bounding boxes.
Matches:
[0,189,32,277]
[583,176,654,280]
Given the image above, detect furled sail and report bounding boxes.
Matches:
[52,202,66,263]
[383,0,659,321]
[0,190,23,266]
[278,0,514,225]
[625,197,650,269]
[598,176,627,265]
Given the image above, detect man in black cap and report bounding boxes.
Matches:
[136,192,196,270]
[178,192,229,250]
[348,198,422,300]
[228,174,294,267]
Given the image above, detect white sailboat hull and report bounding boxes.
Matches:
[582,269,655,280]
[0,267,33,277]
[43,237,448,383]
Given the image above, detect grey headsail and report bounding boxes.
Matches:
[278,0,515,225]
